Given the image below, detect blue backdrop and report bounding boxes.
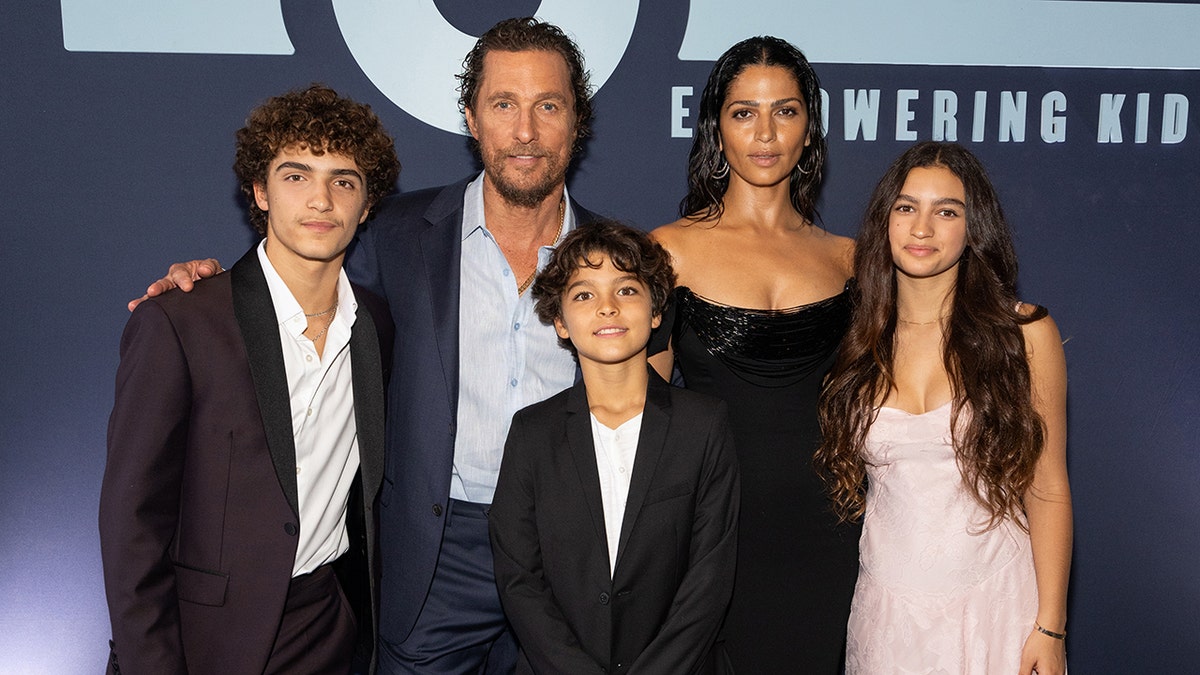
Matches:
[2,1,1197,671]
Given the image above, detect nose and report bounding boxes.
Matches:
[755,114,776,142]
[308,182,333,212]
[910,212,933,239]
[597,294,618,316]
[514,106,538,144]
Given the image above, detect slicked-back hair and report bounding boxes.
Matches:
[816,142,1047,531]
[532,221,676,355]
[680,36,827,223]
[234,84,400,235]
[456,17,593,154]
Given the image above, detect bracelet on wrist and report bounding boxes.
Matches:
[1035,622,1066,640]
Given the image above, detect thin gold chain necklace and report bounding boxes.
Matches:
[517,198,565,295]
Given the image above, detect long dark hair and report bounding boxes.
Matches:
[816,142,1046,530]
[680,36,826,222]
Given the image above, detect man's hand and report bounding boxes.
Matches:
[127,258,224,311]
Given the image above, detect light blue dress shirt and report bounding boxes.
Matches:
[450,174,578,503]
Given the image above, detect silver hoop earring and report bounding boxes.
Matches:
[795,155,814,176]
[711,155,729,180]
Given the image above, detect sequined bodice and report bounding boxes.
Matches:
[671,284,852,388]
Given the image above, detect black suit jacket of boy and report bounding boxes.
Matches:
[489,370,739,675]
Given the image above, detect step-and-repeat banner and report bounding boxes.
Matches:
[3,1,1196,669]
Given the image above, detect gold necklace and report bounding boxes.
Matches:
[517,198,565,295]
[897,315,946,326]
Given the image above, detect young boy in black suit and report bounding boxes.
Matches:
[488,221,739,674]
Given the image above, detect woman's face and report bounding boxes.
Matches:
[717,65,810,189]
[888,165,969,282]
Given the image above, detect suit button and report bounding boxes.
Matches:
[598,592,610,605]
[432,504,443,517]
[284,522,298,536]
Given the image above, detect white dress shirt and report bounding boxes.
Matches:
[590,412,644,577]
[257,242,360,577]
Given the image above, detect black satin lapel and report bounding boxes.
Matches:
[614,371,673,569]
[349,303,385,503]
[419,206,462,416]
[565,381,610,562]
[230,248,299,517]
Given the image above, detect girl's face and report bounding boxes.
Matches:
[888,165,969,281]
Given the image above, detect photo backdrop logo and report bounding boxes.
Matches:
[333,0,638,134]
[61,0,639,136]
[679,0,1200,68]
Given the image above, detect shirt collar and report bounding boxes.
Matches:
[256,240,357,334]
[461,172,576,245]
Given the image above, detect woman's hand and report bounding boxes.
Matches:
[1018,627,1066,675]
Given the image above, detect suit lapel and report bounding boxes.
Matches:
[564,380,611,564]
[349,303,385,501]
[614,371,672,571]
[230,247,300,517]
[419,184,465,415]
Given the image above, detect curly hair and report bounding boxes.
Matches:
[680,36,827,223]
[456,17,593,155]
[532,221,675,355]
[815,142,1046,531]
[234,84,400,235]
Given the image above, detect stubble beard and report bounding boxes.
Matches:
[483,144,572,209]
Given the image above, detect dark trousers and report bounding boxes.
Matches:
[378,499,517,674]
[263,563,357,674]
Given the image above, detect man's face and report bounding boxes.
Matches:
[253,144,369,271]
[465,49,577,208]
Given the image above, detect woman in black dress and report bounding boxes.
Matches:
[650,37,859,673]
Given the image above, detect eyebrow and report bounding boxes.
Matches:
[274,161,363,181]
[726,96,804,109]
[896,193,967,208]
[566,273,641,290]
[488,91,570,103]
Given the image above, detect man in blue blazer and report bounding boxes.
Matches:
[346,20,604,671]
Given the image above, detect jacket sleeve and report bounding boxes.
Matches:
[489,412,605,673]
[99,300,191,673]
[629,402,740,675]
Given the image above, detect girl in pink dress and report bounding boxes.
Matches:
[816,142,1072,675]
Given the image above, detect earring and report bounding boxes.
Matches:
[795,154,815,176]
[711,155,729,180]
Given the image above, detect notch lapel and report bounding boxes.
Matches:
[614,371,672,571]
[418,186,464,416]
[564,380,611,564]
[230,248,299,517]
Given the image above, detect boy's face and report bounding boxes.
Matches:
[554,254,661,369]
[254,144,370,269]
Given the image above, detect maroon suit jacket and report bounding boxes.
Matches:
[99,248,389,674]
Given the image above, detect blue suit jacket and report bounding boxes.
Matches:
[344,177,602,645]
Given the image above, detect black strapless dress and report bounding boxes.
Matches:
[654,285,861,674]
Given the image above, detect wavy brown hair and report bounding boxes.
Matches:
[457,17,593,155]
[234,84,400,236]
[680,36,827,223]
[532,221,675,355]
[815,142,1046,530]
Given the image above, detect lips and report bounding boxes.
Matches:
[594,326,627,336]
